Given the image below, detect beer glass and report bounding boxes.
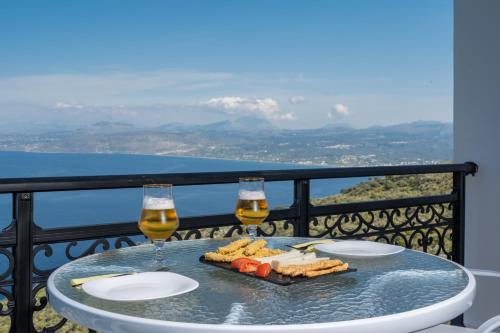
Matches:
[138,184,179,268]
[235,177,269,238]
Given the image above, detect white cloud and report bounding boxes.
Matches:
[207,97,252,112]
[205,96,296,120]
[288,95,306,104]
[334,103,349,115]
[327,103,349,119]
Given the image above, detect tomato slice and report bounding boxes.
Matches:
[230,258,260,270]
[239,262,259,273]
[255,263,272,278]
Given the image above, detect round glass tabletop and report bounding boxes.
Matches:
[48,237,475,333]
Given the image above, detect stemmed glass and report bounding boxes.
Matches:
[234,177,269,238]
[138,184,179,268]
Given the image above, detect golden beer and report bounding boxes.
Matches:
[235,191,269,226]
[235,178,268,238]
[138,207,179,240]
[139,184,178,268]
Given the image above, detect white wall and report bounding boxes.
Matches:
[454,0,500,327]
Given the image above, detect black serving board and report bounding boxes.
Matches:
[199,256,356,286]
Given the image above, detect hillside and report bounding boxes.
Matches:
[313,173,452,204]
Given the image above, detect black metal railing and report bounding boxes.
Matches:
[0,162,478,333]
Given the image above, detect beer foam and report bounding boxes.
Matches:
[238,190,266,200]
[143,197,175,210]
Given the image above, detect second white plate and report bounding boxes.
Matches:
[315,240,405,258]
[82,272,199,301]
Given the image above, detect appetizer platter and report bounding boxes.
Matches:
[200,238,356,285]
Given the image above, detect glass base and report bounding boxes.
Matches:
[147,240,176,271]
[246,225,259,239]
[147,258,177,271]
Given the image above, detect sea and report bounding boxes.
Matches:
[0,151,365,274]
[0,151,366,230]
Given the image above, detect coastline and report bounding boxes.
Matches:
[0,149,334,169]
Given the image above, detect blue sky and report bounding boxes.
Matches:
[0,0,453,131]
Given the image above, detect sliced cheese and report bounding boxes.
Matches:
[257,250,303,264]
[302,252,317,260]
[271,253,315,267]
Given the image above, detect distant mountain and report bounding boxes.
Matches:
[155,122,195,131]
[321,122,354,131]
[199,117,274,131]
[77,121,135,133]
[367,121,451,134]
[156,116,274,132]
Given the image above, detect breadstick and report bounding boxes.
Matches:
[204,252,224,262]
[286,259,343,271]
[277,259,343,275]
[304,263,349,277]
[217,238,252,254]
[244,239,267,256]
[252,248,285,258]
[288,263,340,277]
[205,248,246,262]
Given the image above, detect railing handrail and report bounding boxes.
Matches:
[0,162,477,193]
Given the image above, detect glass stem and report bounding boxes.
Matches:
[247,225,258,239]
[153,240,165,265]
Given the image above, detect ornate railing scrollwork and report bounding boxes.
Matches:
[172,229,203,240]
[404,203,453,226]
[0,287,14,317]
[309,203,455,259]
[32,282,70,333]
[257,220,294,237]
[114,236,137,249]
[223,225,244,238]
[0,286,14,333]
[65,238,111,261]
[0,246,14,333]
[0,248,14,282]
[33,244,56,278]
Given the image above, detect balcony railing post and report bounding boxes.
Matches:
[451,172,466,327]
[293,179,310,237]
[13,192,34,333]
[452,172,466,266]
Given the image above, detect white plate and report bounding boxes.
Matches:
[315,240,405,258]
[82,272,199,301]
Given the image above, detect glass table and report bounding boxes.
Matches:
[47,237,476,333]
